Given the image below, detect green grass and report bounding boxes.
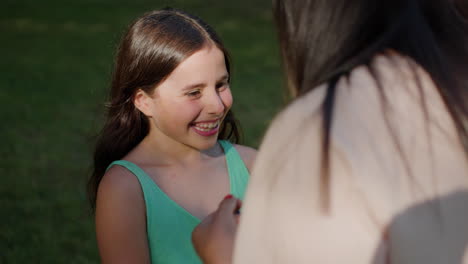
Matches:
[0,1,284,262]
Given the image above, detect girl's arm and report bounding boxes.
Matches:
[95,166,151,264]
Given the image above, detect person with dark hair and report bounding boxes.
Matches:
[88,8,256,264]
[192,0,468,263]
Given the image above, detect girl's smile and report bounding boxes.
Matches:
[191,119,222,136]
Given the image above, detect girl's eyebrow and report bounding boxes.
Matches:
[183,83,205,91]
[182,74,230,91]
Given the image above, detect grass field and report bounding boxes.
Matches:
[0,0,284,262]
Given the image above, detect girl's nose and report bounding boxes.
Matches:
[206,91,225,115]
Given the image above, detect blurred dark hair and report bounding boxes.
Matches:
[455,0,468,19]
[273,0,468,208]
[88,8,241,211]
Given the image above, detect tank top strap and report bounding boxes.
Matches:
[218,140,250,199]
[106,160,156,194]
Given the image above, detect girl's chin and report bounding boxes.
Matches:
[192,137,220,151]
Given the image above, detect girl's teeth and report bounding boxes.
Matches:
[194,122,218,131]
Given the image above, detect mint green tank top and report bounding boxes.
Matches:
[106,140,250,264]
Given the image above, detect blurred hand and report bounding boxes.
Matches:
[192,195,242,264]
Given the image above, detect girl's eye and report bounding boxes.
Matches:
[186,90,201,97]
[216,82,229,91]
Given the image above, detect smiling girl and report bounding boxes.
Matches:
[87,8,256,264]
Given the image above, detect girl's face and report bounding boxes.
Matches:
[137,45,233,150]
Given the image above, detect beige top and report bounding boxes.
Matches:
[233,54,468,263]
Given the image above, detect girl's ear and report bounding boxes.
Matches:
[134,89,154,117]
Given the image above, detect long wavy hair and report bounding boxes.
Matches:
[273,0,468,209]
[88,8,241,211]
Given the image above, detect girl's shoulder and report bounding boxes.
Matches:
[230,143,257,173]
[98,164,144,206]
